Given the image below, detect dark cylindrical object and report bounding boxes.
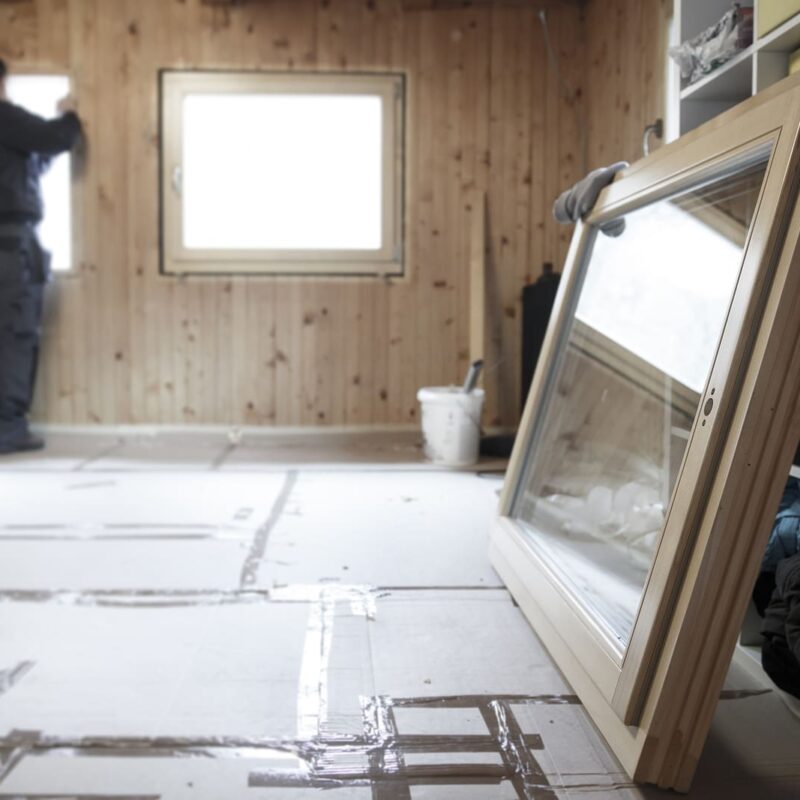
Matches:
[462,359,484,394]
[521,262,560,413]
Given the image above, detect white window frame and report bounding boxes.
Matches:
[160,71,404,276]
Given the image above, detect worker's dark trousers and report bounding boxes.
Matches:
[0,228,47,447]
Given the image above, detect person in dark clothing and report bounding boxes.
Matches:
[762,553,800,699]
[0,58,82,453]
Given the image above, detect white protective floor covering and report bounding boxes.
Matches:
[0,430,798,799]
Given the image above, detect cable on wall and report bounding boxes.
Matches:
[538,9,588,176]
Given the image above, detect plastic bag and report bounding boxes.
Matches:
[669,3,754,86]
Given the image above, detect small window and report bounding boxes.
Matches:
[160,71,404,276]
[6,74,73,273]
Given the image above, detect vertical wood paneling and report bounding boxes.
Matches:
[585,0,671,170]
[1,0,656,430]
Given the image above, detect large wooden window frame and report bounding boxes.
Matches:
[160,71,404,276]
[490,74,800,791]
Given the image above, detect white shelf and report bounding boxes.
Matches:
[680,46,754,101]
[675,3,800,136]
[759,12,800,53]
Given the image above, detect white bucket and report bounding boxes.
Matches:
[417,387,485,467]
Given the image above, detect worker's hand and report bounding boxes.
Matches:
[553,162,629,237]
[56,94,77,115]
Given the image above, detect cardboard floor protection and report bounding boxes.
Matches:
[256,472,505,589]
[0,430,798,799]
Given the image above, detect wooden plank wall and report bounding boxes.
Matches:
[584,0,672,170]
[0,0,669,429]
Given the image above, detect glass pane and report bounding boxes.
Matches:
[511,155,769,649]
[6,75,72,272]
[182,93,384,251]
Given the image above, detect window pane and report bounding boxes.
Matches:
[511,155,769,649]
[182,93,384,251]
[6,75,72,272]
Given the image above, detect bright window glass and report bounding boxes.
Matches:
[6,75,72,272]
[575,197,743,392]
[182,93,383,251]
[162,72,403,275]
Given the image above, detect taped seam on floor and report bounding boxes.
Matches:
[295,584,380,740]
[0,662,34,698]
[0,532,248,542]
[0,585,383,608]
[0,794,160,799]
[75,440,124,471]
[0,696,634,797]
[239,470,298,589]
[0,522,253,536]
[0,730,40,785]
[65,481,118,491]
[211,442,237,471]
[0,589,274,608]
[251,694,566,798]
[482,699,555,800]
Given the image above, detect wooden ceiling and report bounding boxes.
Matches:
[195,0,584,8]
[402,0,584,8]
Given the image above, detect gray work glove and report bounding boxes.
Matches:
[553,161,628,237]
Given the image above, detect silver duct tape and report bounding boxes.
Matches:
[0,584,383,609]
[0,589,272,608]
[65,481,119,491]
[0,730,41,784]
[211,442,237,471]
[248,765,509,788]
[0,734,310,761]
[248,772,370,789]
[273,583,384,614]
[0,661,35,697]
[374,585,507,592]
[0,585,504,608]
[0,523,238,530]
[0,533,240,542]
[0,696,562,755]
[296,588,334,740]
[75,439,125,471]
[482,700,555,800]
[0,522,253,541]
[0,693,762,756]
[386,693,582,708]
[0,694,633,799]
[239,470,298,589]
[359,692,409,799]
[294,583,383,739]
[357,695,557,800]
[0,522,234,531]
[37,746,292,762]
[0,796,160,800]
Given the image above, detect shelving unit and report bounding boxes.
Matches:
[675,1,800,135]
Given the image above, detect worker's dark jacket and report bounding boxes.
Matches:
[0,100,81,442]
[762,553,800,699]
[0,101,81,225]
